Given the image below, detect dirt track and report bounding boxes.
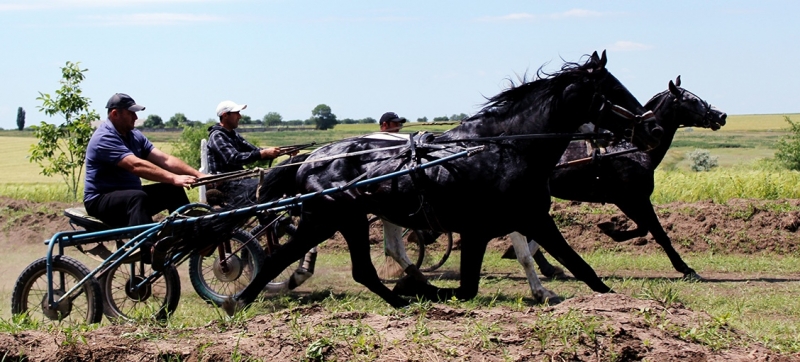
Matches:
[2,197,800,361]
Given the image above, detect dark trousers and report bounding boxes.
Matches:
[84,183,190,228]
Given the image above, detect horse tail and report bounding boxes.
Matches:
[257,153,310,204]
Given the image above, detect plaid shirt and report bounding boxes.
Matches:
[206,124,262,174]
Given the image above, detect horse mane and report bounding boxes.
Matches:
[465,56,598,123]
[645,89,671,109]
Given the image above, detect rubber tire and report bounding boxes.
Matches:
[367,216,425,283]
[11,255,103,325]
[252,215,306,292]
[417,231,454,272]
[99,260,181,322]
[188,229,264,306]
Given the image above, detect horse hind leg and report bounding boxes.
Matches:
[382,221,428,283]
[338,216,412,308]
[526,238,568,280]
[616,200,701,280]
[509,233,561,303]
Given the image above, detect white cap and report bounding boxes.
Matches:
[216,100,247,117]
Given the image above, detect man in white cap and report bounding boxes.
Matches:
[206,100,286,207]
[84,93,204,261]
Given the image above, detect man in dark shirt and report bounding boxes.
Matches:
[379,111,406,133]
[206,100,286,207]
[84,93,204,228]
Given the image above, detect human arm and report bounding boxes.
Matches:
[116,148,204,188]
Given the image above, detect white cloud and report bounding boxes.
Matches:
[478,9,612,22]
[83,13,225,26]
[0,0,216,11]
[608,41,654,51]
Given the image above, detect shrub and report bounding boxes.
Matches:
[774,116,800,170]
[688,149,718,172]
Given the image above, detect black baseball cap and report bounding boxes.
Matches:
[379,112,406,125]
[106,93,145,112]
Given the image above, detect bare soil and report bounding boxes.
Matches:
[2,196,800,361]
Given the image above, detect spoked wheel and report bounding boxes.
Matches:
[99,259,181,322]
[417,231,454,272]
[11,255,103,325]
[251,212,308,293]
[368,216,424,283]
[188,229,264,306]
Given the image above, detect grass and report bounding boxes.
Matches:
[1,235,799,355]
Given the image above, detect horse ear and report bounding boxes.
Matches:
[597,50,607,69]
[675,75,681,87]
[590,51,600,62]
[669,79,681,96]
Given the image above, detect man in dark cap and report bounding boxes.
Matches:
[84,93,204,242]
[379,111,406,133]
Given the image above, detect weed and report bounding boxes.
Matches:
[305,337,333,361]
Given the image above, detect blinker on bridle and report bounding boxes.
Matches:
[593,92,655,140]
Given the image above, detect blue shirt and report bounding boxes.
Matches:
[84,120,154,202]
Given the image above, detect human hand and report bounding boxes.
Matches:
[261,147,281,159]
[172,174,197,188]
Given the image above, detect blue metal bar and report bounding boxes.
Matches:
[42,145,482,308]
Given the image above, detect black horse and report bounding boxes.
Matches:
[516,76,726,281]
[227,51,662,311]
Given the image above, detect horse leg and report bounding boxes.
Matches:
[526,238,568,280]
[509,232,560,303]
[227,212,337,314]
[450,234,490,301]
[339,216,411,308]
[523,213,612,293]
[382,221,428,283]
[616,200,701,280]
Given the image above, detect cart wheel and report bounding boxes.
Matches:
[418,231,453,272]
[11,255,103,325]
[99,260,180,321]
[368,216,425,283]
[188,229,264,306]
[252,213,307,292]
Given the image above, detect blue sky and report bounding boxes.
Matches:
[1,0,798,130]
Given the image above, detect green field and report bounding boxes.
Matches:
[1,113,799,202]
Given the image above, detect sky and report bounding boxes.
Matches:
[1,0,798,130]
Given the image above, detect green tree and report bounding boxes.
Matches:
[432,115,449,122]
[171,125,207,169]
[144,114,164,128]
[16,107,25,130]
[416,116,428,123]
[29,61,98,201]
[311,104,337,130]
[360,117,377,124]
[240,114,253,125]
[263,112,283,126]
[450,113,469,121]
[166,113,188,128]
[775,116,800,170]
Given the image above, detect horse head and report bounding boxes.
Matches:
[665,76,727,130]
[560,50,663,151]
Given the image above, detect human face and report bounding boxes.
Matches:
[221,111,241,130]
[109,108,138,134]
[381,120,403,133]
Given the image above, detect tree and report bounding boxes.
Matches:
[311,104,337,130]
[240,114,253,125]
[360,117,377,124]
[433,115,449,122]
[263,112,283,126]
[16,107,25,130]
[170,125,207,169]
[29,61,98,201]
[775,116,800,170]
[166,113,188,128]
[143,114,164,128]
[416,116,428,123]
[450,113,469,121]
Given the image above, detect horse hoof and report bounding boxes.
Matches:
[683,272,703,282]
[542,294,563,305]
[544,266,569,281]
[393,275,420,297]
[221,297,245,317]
